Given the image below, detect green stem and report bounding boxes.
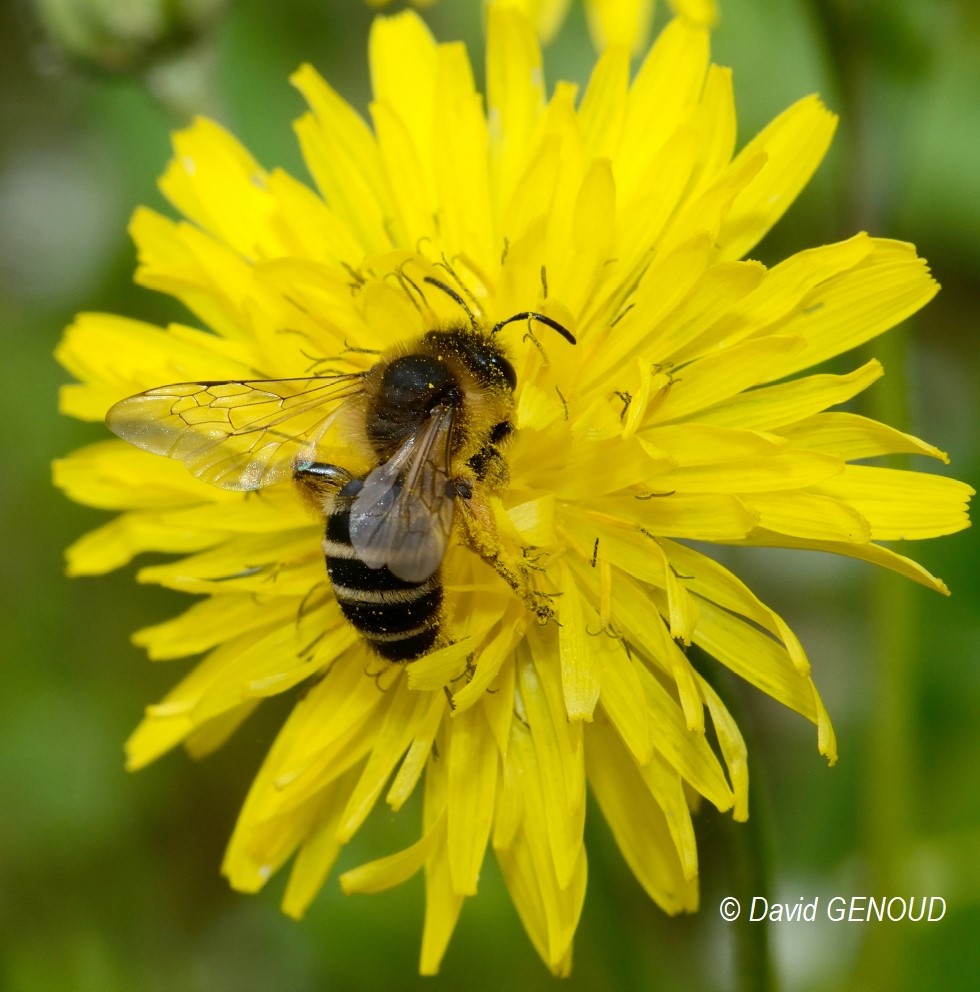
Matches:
[699,654,777,992]
[806,2,918,988]
[725,777,777,992]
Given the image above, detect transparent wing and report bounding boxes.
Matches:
[349,404,456,583]
[105,374,365,491]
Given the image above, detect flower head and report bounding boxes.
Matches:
[55,6,972,976]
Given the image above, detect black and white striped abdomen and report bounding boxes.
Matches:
[323,491,442,662]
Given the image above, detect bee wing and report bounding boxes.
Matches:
[105,374,365,491]
[349,404,456,583]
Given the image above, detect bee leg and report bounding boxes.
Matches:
[455,489,557,626]
[294,462,355,510]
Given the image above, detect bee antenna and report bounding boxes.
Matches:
[423,276,479,329]
[492,311,576,346]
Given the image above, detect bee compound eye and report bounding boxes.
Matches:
[473,348,517,390]
[485,351,517,390]
[463,341,517,390]
[489,421,513,444]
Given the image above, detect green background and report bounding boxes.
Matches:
[2,0,977,989]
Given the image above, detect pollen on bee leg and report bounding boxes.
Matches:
[457,498,558,626]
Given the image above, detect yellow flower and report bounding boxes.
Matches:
[498,0,717,52]
[55,6,971,977]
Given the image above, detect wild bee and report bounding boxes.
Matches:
[105,279,575,661]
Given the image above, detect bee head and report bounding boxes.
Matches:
[423,330,517,392]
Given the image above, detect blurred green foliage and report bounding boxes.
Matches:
[2,0,977,989]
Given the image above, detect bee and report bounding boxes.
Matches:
[105,279,575,662]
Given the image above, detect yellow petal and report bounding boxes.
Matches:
[487,4,546,219]
[129,208,258,342]
[493,0,573,46]
[609,130,703,320]
[53,441,233,510]
[585,492,759,541]
[686,65,735,194]
[420,815,464,976]
[617,18,709,200]
[133,592,295,660]
[494,718,586,975]
[493,724,525,851]
[661,539,809,673]
[693,598,836,760]
[776,412,948,463]
[55,312,254,420]
[585,712,699,911]
[222,686,365,894]
[386,689,445,811]
[183,701,260,759]
[670,0,718,27]
[479,638,518,757]
[446,704,498,895]
[646,335,806,424]
[758,241,939,380]
[738,492,871,545]
[578,46,629,159]
[134,530,321,596]
[643,423,786,465]
[812,465,973,540]
[369,11,438,178]
[282,766,361,918]
[225,791,331,895]
[449,614,522,714]
[641,593,704,731]
[520,635,586,889]
[580,230,714,385]
[160,117,286,261]
[63,513,223,576]
[264,168,365,266]
[341,808,446,894]
[697,677,749,820]
[584,0,655,54]
[406,638,477,691]
[705,233,874,346]
[593,574,733,807]
[729,530,951,595]
[336,681,435,842]
[596,636,653,763]
[370,100,436,249]
[126,603,341,770]
[645,260,767,362]
[550,157,617,319]
[291,64,392,254]
[273,675,397,814]
[717,95,837,262]
[433,42,495,272]
[657,145,767,257]
[556,563,603,719]
[696,360,884,431]
[521,432,669,499]
[658,447,844,494]
[572,522,698,644]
